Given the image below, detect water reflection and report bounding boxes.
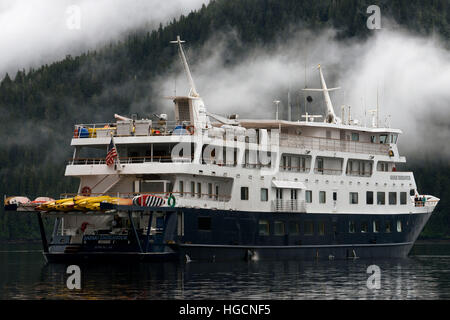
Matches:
[0,243,450,299]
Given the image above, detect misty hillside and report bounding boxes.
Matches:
[0,0,449,240]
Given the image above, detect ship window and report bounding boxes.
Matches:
[306,190,312,203]
[289,222,300,235]
[300,157,306,172]
[397,220,402,232]
[274,221,285,236]
[391,134,398,144]
[215,185,219,200]
[349,221,356,233]
[317,158,324,173]
[319,191,326,204]
[177,212,184,236]
[349,192,358,204]
[197,183,202,198]
[259,220,270,236]
[191,181,195,197]
[179,181,184,197]
[304,221,314,235]
[198,217,211,231]
[373,221,380,233]
[410,189,415,196]
[361,221,368,233]
[400,192,407,205]
[370,135,376,143]
[333,192,337,201]
[385,220,392,233]
[351,133,359,141]
[208,183,213,199]
[379,134,388,144]
[389,192,397,205]
[366,191,374,205]
[318,222,325,236]
[241,187,249,200]
[260,188,268,202]
[377,192,385,205]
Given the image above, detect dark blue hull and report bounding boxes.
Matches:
[43,207,432,263]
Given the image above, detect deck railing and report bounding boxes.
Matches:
[68,155,194,165]
[280,134,390,156]
[272,199,306,213]
[60,191,231,202]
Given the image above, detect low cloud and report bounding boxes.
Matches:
[0,0,207,77]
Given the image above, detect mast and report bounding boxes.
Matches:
[170,35,199,97]
[302,65,341,124]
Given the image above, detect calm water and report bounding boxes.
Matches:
[1,242,449,299]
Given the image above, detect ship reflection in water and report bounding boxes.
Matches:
[1,243,450,299]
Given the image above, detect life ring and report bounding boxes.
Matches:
[81,186,92,196]
[388,150,394,157]
[186,125,195,135]
[168,193,176,208]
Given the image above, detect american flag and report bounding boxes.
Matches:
[106,138,117,166]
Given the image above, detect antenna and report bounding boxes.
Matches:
[287,85,292,121]
[302,65,341,124]
[170,35,199,97]
[273,100,281,120]
[376,86,379,128]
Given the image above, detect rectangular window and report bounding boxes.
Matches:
[351,133,359,141]
[389,192,397,205]
[373,220,380,233]
[333,192,337,201]
[260,188,268,201]
[349,221,356,233]
[191,181,195,198]
[306,190,312,203]
[198,217,211,231]
[215,185,219,200]
[385,220,392,233]
[197,182,202,198]
[366,191,374,205]
[317,157,324,173]
[300,157,306,171]
[377,192,385,205]
[241,187,249,200]
[179,181,184,197]
[319,191,326,204]
[397,220,402,232]
[318,221,325,236]
[370,135,376,143]
[400,192,407,205]
[208,183,213,199]
[361,221,368,233]
[304,221,314,235]
[274,221,285,236]
[289,222,300,235]
[380,134,388,144]
[349,192,358,204]
[258,220,270,236]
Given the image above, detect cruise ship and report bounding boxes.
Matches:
[5,36,439,263]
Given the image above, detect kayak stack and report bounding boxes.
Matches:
[4,194,169,212]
